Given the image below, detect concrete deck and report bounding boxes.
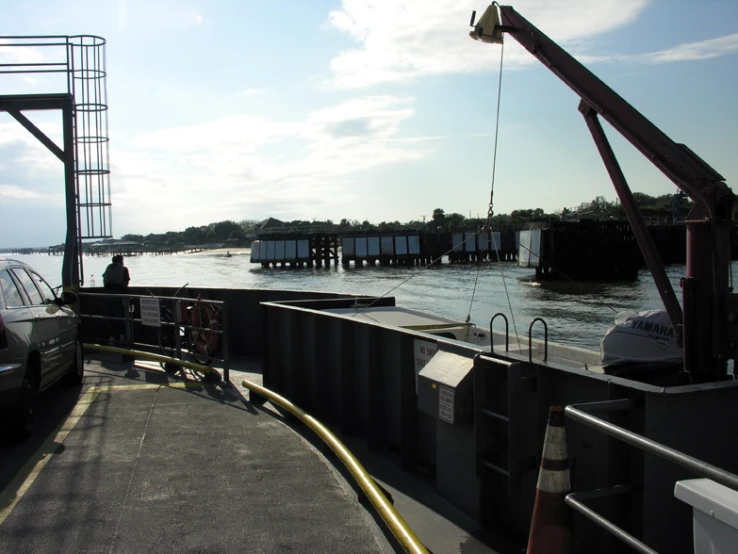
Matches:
[0,353,520,554]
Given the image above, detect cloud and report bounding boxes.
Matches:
[0,119,64,166]
[111,95,434,231]
[0,184,44,200]
[576,32,738,67]
[644,33,738,63]
[325,0,652,87]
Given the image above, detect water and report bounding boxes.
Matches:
[10,250,736,352]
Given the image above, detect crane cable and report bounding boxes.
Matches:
[466,39,506,318]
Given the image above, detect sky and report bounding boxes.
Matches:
[0,0,737,247]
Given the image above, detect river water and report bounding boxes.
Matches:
[11,250,737,353]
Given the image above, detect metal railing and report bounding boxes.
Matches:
[78,291,230,382]
[564,399,738,553]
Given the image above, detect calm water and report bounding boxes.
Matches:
[11,251,737,352]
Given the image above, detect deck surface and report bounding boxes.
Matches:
[0,353,514,554]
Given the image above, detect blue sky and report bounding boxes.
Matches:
[1,0,737,247]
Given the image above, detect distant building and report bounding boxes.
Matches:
[255,217,284,236]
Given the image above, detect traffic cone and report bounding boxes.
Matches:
[526,405,572,554]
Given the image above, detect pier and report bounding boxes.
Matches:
[45,242,197,257]
[250,230,520,268]
[523,222,691,281]
[248,223,702,282]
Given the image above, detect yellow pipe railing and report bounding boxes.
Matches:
[83,343,214,375]
[241,379,429,554]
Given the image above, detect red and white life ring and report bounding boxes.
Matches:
[190,302,220,355]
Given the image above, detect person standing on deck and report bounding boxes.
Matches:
[103,255,131,344]
[103,254,130,290]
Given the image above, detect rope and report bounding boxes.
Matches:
[466,259,483,323]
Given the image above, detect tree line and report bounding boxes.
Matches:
[120,192,692,246]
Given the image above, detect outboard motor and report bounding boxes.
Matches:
[601,309,682,382]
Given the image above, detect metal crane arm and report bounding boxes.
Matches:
[470,4,736,376]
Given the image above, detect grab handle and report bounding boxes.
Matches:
[489,313,509,354]
[528,317,548,363]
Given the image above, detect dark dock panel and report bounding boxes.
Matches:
[536,221,641,281]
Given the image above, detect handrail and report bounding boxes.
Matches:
[241,379,429,554]
[79,291,230,382]
[84,343,215,376]
[566,491,657,554]
[564,399,738,553]
[528,317,548,362]
[565,403,738,491]
[489,313,509,353]
[77,291,226,306]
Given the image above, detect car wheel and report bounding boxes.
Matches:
[65,338,84,386]
[12,370,37,441]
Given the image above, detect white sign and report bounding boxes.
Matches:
[413,339,438,392]
[140,297,161,327]
[439,385,455,424]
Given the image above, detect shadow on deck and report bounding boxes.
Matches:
[0,354,516,554]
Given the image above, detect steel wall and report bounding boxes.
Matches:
[262,299,738,554]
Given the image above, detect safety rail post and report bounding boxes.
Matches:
[123,293,133,355]
[221,300,230,383]
[172,297,182,361]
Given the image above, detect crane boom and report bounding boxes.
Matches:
[471,4,736,377]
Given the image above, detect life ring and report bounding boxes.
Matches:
[190,301,220,356]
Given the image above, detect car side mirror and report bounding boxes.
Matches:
[59,291,78,305]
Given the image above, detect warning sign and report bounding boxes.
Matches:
[439,385,455,424]
[140,297,161,327]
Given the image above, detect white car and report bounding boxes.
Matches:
[0,258,82,440]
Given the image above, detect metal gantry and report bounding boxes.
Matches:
[0,35,113,287]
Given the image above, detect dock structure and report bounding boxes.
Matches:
[249,223,699,279]
[10,247,36,255]
[648,225,686,265]
[45,243,190,257]
[519,221,693,281]
[251,230,520,269]
[250,234,339,268]
[521,221,642,281]
[341,234,427,266]
[447,230,519,263]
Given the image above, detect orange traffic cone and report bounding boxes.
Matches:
[526,405,572,554]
